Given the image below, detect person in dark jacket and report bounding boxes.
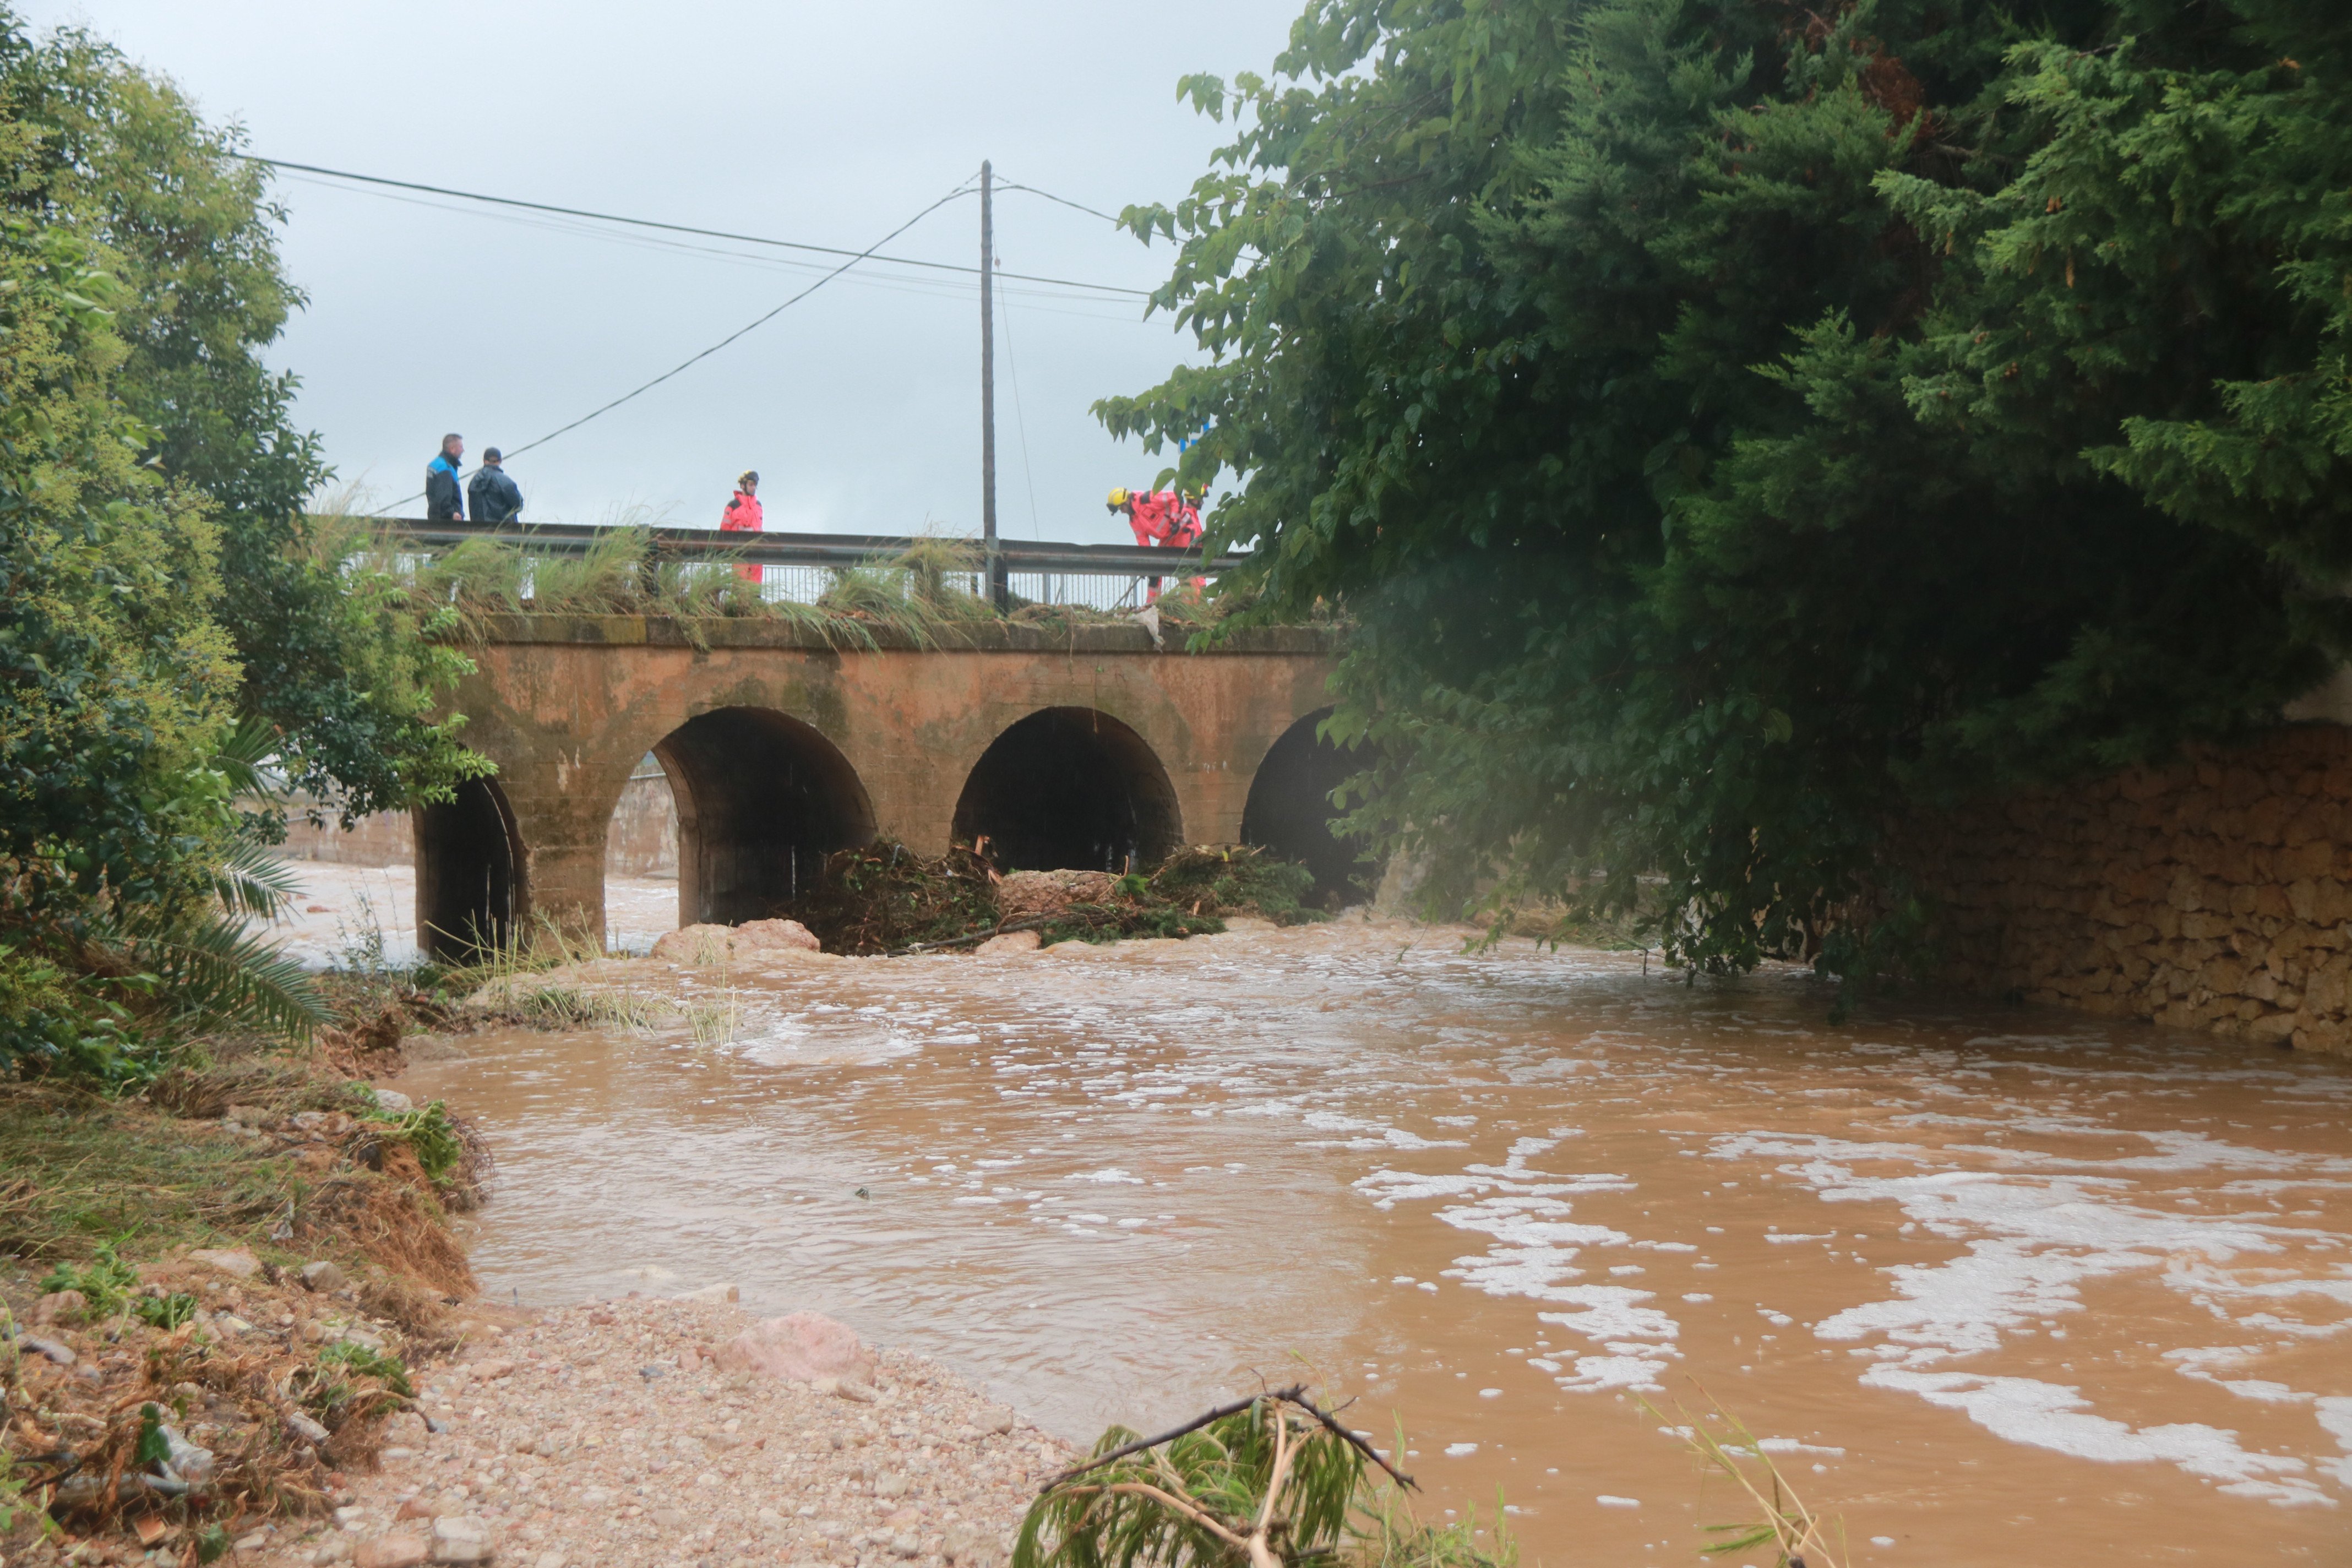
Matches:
[425,433,465,521]
[467,448,523,524]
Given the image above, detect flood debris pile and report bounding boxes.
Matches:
[793,844,1009,955]
[0,1041,487,1564]
[788,842,1327,957]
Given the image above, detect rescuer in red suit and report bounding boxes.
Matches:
[1107,487,1204,601]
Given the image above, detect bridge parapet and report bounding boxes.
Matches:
[422,612,1350,955]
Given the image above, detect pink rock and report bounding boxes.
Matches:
[32,1289,85,1325]
[651,919,822,964]
[736,918,821,953]
[187,1247,260,1280]
[356,1535,429,1568]
[712,1310,877,1385]
[974,930,1041,959]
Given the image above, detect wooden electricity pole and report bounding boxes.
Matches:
[979,160,1005,608]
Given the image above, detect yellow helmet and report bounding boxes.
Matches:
[1106,487,1130,510]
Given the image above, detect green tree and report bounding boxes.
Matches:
[1106,0,2350,974]
[1,26,483,824]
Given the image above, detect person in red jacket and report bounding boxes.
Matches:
[721,470,763,584]
[1108,487,1204,600]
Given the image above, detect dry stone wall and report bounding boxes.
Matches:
[1902,723,2352,1055]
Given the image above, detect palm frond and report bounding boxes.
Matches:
[210,838,303,921]
[111,908,326,1041]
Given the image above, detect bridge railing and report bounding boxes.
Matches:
[363,518,1244,614]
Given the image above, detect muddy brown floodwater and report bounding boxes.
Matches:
[399,917,2352,1567]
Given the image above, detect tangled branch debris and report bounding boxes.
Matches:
[1017,1387,1505,1568]
[792,842,1330,957]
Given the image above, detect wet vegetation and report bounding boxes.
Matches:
[789,841,1329,957]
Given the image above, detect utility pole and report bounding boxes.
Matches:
[979,160,1005,609]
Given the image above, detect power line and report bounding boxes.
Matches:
[237,154,1152,299]
[996,180,1125,226]
[373,177,982,513]
[270,170,1142,315]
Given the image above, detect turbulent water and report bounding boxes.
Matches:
[394,916,2352,1566]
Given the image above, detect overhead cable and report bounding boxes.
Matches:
[236,154,1151,298]
[372,177,983,513]
[995,180,1126,226]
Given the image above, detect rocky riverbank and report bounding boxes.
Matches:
[253,1294,1080,1568]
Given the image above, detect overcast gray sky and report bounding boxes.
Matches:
[22,1,1297,542]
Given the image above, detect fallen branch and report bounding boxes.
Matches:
[1040,1384,1415,1495]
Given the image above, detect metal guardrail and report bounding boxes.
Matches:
[365,517,1242,614]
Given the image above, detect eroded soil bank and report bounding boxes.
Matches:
[384,914,2350,1567]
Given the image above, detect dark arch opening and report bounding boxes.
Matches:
[1241,707,1378,904]
[952,707,1182,873]
[415,776,522,960]
[655,706,875,927]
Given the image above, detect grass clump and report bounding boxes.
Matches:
[358,1095,462,1184]
[38,1242,197,1330]
[0,1084,301,1264]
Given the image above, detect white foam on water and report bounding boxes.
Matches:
[1863,1369,2328,1505]
[1714,1125,2352,1505]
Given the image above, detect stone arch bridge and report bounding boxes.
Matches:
[416,613,1348,955]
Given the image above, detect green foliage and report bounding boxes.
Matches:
[1016,1397,1365,1568]
[313,1338,413,1400]
[0,29,484,824]
[39,1237,138,1313]
[1105,0,2352,979]
[1148,846,1327,926]
[361,1096,462,1183]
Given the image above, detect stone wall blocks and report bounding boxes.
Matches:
[2247,1010,2299,1042]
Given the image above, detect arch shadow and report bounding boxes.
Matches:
[415,776,523,960]
[654,706,875,926]
[952,707,1183,873]
[1240,707,1379,903]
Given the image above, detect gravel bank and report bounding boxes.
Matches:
[256,1295,1082,1568]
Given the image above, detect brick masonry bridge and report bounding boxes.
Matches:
[416,613,1347,956]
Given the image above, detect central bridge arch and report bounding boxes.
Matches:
[952,706,1182,873]
[653,706,874,925]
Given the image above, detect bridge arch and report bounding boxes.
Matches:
[1241,706,1374,903]
[416,776,523,960]
[952,706,1182,873]
[653,706,874,925]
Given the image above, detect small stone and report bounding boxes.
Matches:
[372,1088,415,1114]
[532,1555,567,1568]
[188,1246,262,1279]
[19,1335,74,1366]
[892,1533,923,1558]
[302,1260,352,1293]
[681,1283,740,1304]
[650,1507,689,1529]
[395,1497,438,1521]
[288,1411,333,1446]
[314,1537,355,1564]
[32,1288,85,1325]
[430,1514,494,1564]
[356,1537,429,1568]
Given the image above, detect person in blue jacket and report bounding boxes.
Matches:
[426,433,465,521]
[467,447,523,524]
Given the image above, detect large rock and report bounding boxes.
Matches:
[356,1536,429,1568]
[652,919,822,965]
[430,1515,495,1564]
[187,1246,260,1279]
[974,930,1041,960]
[996,870,1115,921]
[712,1310,878,1385]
